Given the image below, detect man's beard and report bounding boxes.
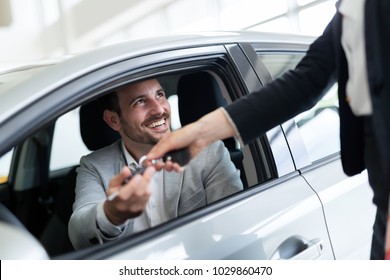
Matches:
[120,117,166,145]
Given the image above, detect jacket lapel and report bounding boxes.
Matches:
[115,140,127,173]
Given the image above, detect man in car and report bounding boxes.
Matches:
[68,78,243,249]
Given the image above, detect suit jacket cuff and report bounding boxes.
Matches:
[96,202,129,238]
[221,107,244,147]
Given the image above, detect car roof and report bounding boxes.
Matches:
[0,31,314,123]
[3,30,314,75]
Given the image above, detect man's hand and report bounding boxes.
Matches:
[103,166,155,225]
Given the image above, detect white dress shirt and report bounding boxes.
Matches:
[339,0,372,116]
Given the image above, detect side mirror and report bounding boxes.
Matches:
[0,222,49,259]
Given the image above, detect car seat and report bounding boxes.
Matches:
[177,72,248,187]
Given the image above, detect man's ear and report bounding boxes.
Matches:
[103,110,121,131]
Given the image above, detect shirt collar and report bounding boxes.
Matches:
[121,141,138,168]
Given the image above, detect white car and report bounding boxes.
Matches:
[0,31,375,260]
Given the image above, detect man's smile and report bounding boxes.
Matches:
[145,118,166,129]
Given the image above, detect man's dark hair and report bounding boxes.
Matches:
[98,90,121,115]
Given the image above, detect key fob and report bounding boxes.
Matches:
[162,147,191,166]
[123,147,191,186]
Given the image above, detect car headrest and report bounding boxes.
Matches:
[79,99,120,151]
[178,72,227,126]
[177,72,236,149]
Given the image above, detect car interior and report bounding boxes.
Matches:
[0,69,257,258]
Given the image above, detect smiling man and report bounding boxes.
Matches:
[68,78,243,249]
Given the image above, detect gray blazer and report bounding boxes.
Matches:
[68,140,243,249]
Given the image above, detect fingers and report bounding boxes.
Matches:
[104,166,155,225]
[148,160,165,171]
[115,166,155,200]
[147,132,177,161]
[148,109,227,166]
[146,129,193,171]
[163,160,185,172]
[108,166,131,193]
[142,165,156,180]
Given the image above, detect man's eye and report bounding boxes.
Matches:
[135,99,145,105]
[157,91,166,98]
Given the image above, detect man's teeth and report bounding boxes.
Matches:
[147,119,165,128]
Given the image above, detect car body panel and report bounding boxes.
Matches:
[300,159,375,259]
[97,175,333,260]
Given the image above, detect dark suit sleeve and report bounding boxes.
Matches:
[226,13,338,145]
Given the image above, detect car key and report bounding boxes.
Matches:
[107,148,190,201]
[107,165,145,201]
[161,147,191,166]
[138,147,191,167]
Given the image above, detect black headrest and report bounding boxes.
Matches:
[79,99,120,151]
[178,72,227,126]
[177,72,236,149]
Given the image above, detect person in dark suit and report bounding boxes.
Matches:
[147,0,390,259]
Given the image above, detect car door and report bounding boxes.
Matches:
[288,86,376,259]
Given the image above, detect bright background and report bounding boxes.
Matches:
[0,0,337,70]
[0,0,338,177]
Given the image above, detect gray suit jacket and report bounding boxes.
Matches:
[68,140,243,249]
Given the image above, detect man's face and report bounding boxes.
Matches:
[116,79,171,147]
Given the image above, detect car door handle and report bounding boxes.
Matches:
[270,236,324,260]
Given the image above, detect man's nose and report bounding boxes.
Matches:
[149,99,165,115]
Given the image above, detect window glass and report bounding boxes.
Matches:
[50,107,90,171]
[258,53,304,79]
[259,52,340,162]
[294,84,340,161]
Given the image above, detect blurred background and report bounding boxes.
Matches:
[0,0,337,71]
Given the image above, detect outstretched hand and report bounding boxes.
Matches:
[104,165,155,225]
[146,108,236,171]
[147,123,208,171]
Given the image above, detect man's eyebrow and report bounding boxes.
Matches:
[156,87,165,93]
[128,93,146,105]
[127,86,165,103]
